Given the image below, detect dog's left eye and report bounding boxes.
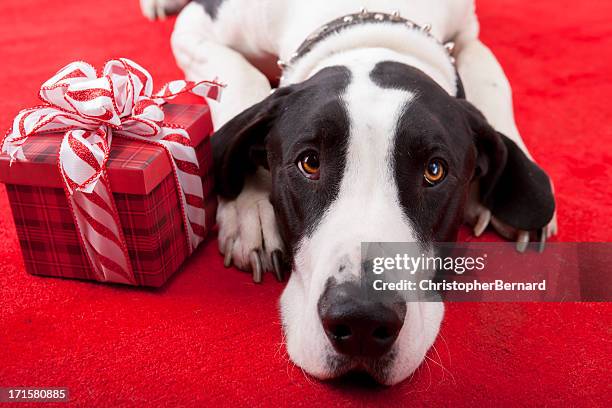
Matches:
[424,158,447,186]
[297,151,320,180]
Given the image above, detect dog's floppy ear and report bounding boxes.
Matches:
[211,87,292,199]
[458,100,555,231]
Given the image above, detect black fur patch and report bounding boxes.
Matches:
[211,66,353,256]
[370,61,554,238]
[371,61,476,242]
[194,0,225,19]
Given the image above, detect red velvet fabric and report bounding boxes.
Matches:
[0,0,610,406]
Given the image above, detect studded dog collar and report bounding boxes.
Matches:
[278,8,457,71]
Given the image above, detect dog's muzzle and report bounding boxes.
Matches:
[317,281,407,358]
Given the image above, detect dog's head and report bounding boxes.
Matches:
[211,61,554,384]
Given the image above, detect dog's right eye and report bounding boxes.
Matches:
[297,151,320,180]
[424,158,447,186]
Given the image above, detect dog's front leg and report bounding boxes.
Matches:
[456,39,558,249]
[172,4,283,280]
[171,2,273,128]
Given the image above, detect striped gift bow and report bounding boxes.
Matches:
[1,58,224,284]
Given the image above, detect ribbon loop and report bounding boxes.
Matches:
[2,58,224,284]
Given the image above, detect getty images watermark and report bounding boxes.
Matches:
[361,242,611,302]
[371,251,545,292]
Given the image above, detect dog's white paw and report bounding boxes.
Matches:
[140,0,188,20]
[216,169,285,283]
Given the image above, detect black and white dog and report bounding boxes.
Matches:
[142,0,557,385]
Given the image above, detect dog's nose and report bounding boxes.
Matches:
[318,281,406,358]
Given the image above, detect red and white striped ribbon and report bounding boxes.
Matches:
[2,58,223,284]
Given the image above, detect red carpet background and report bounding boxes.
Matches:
[0,0,610,406]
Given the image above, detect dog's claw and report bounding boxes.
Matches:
[547,212,559,238]
[271,250,284,282]
[538,228,546,253]
[223,239,234,268]
[473,208,491,237]
[516,231,530,253]
[250,251,263,283]
[155,0,167,19]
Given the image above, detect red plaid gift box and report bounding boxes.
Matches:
[0,59,223,287]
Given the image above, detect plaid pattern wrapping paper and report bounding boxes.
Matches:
[0,103,217,287]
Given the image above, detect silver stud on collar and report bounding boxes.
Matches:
[421,23,432,33]
[360,7,368,15]
[374,13,384,21]
[444,41,456,53]
[391,10,401,18]
[343,15,354,23]
[277,59,288,69]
